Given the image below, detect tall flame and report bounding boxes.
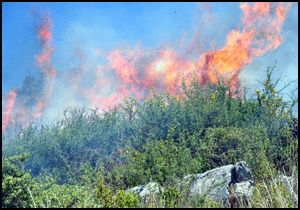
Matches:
[2,12,57,133]
[196,2,292,92]
[2,90,17,132]
[32,13,57,120]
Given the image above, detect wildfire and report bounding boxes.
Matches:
[33,13,57,120]
[80,2,293,110]
[195,2,292,92]
[2,12,57,133]
[35,13,56,79]
[2,2,294,132]
[2,90,17,132]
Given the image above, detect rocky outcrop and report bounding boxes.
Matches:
[231,181,253,198]
[183,164,233,201]
[127,161,254,207]
[126,182,163,201]
[183,161,254,206]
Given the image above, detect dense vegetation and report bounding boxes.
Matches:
[2,65,298,208]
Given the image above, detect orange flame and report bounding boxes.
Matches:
[2,89,17,132]
[32,13,57,120]
[3,12,58,132]
[83,3,292,109]
[36,13,57,78]
[195,2,292,93]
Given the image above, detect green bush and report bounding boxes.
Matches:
[2,154,34,208]
[32,180,97,208]
[96,170,139,208]
[114,190,140,208]
[120,139,202,188]
[162,186,182,208]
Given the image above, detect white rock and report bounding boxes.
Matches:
[185,161,254,203]
[188,164,233,201]
[126,182,163,199]
[233,181,254,198]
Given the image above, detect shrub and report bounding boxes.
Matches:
[121,139,201,188]
[96,170,139,208]
[32,180,97,208]
[162,186,182,208]
[2,154,34,208]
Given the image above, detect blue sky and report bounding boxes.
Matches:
[2,2,298,96]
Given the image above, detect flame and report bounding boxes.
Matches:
[108,48,142,85]
[195,2,292,92]
[83,3,292,109]
[2,12,57,133]
[144,49,195,94]
[36,13,57,78]
[2,2,294,131]
[32,13,57,120]
[197,30,255,91]
[2,90,17,132]
[241,2,292,57]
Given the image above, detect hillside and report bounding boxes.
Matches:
[2,66,298,208]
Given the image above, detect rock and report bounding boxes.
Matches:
[126,182,163,201]
[188,164,233,202]
[278,174,297,193]
[230,161,253,186]
[184,161,254,205]
[227,181,254,208]
[127,161,254,207]
[232,181,254,198]
[277,175,298,206]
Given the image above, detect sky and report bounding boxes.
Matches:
[2,2,197,92]
[2,2,298,128]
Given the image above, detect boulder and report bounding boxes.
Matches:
[127,161,254,207]
[232,181,254,198]
[187,164,233,202]
[230,161,253,185]
[184,161,254,205]
[126,182,163,201]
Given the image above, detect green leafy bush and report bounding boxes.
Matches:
[2,154,34,208]
[96,170,139,208]
[32,180,97,208]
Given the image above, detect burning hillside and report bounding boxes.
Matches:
[2,2,294,133]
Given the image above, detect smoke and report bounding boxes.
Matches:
[2,2,296,133]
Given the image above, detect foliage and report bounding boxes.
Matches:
[250,180,296,208]
[96,170,139,208]
[2,64,298,208]
[2,154,34,208]
[189,195,222,208]
[118,139,201,188]
[162,186,182,208]
[32,179,97,208]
